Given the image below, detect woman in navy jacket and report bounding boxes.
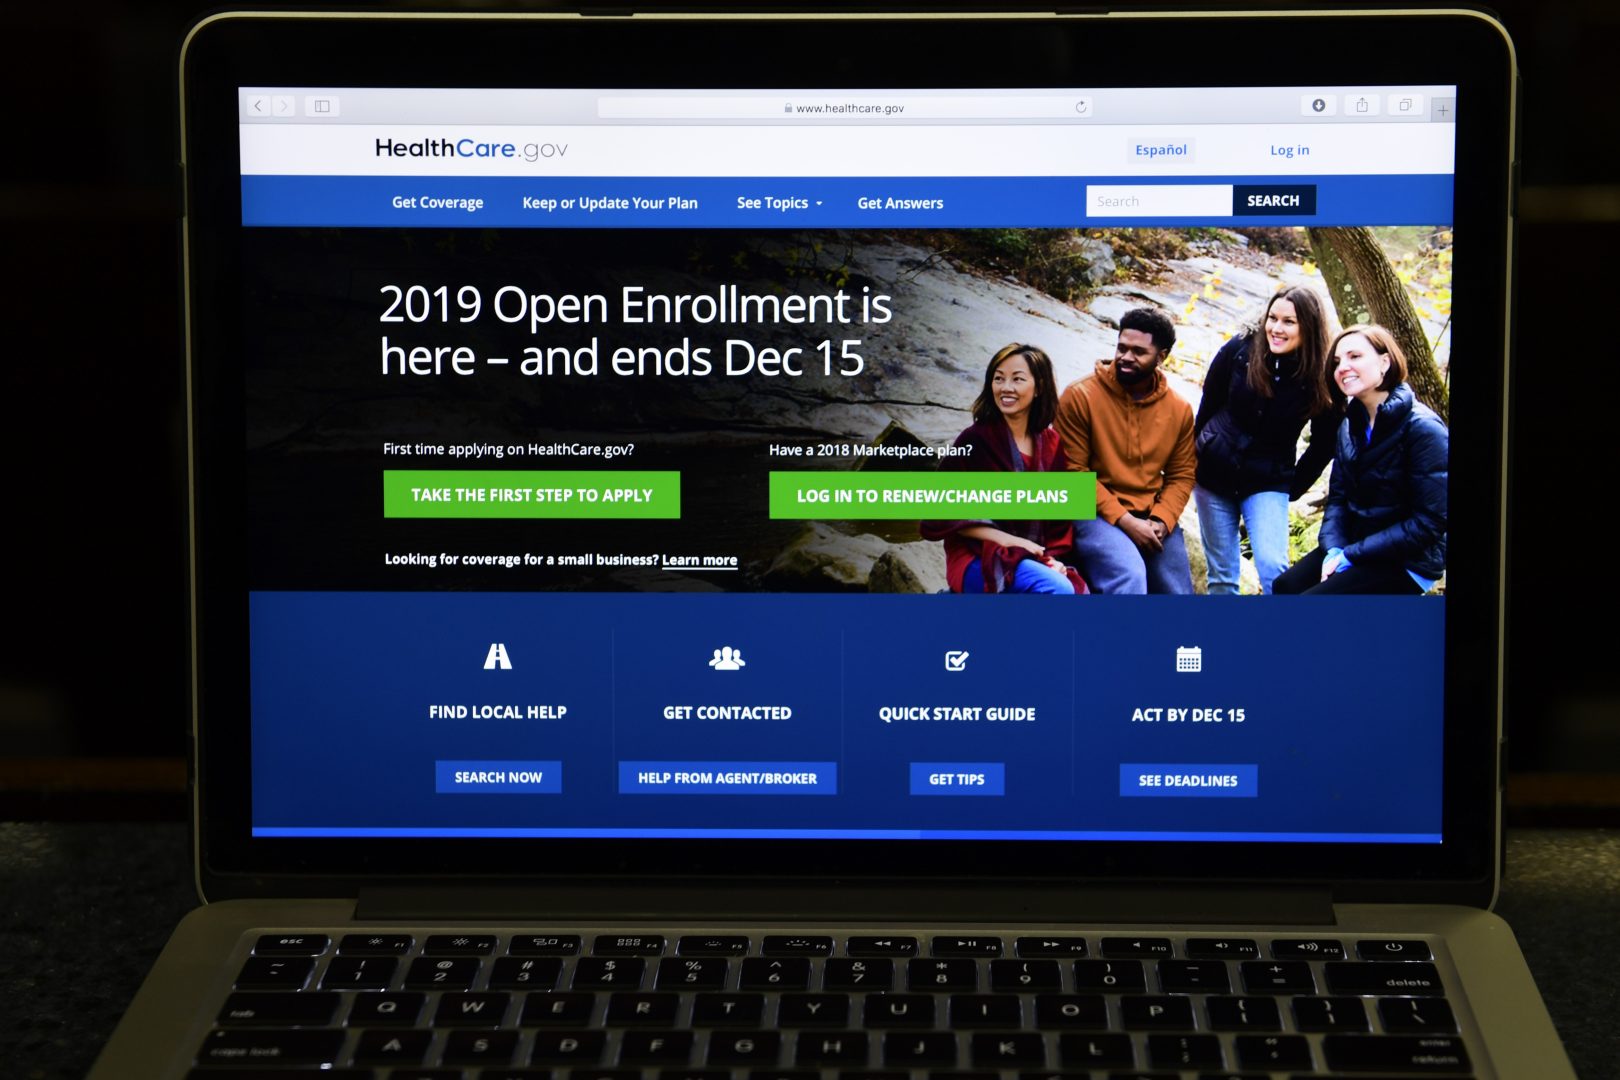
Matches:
[1274,324,1447,595]
[1193,286,1339,594]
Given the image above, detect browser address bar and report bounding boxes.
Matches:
[597,96,1095,120]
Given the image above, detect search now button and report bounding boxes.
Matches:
[1086,185,1232,218]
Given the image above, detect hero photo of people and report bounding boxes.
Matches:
[922,229,1449,596]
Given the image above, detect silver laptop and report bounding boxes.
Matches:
[94,9,1572,1078]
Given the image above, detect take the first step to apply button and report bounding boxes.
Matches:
[384,470,680,518]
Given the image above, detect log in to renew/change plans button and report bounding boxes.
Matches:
[769,471,1095,520]
[383,470,680,518]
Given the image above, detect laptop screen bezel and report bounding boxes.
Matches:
[181,10,1512,904]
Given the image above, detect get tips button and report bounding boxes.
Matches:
[1120,764,1258,797]
[910,762,1005,796]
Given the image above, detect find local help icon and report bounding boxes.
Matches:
[1175,646,1202,673]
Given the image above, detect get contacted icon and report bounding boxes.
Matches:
[944,650,969,672]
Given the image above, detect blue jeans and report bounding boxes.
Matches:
[1195,486,1291,595]
[1070,517,1193,595]
[962,557,1076,595]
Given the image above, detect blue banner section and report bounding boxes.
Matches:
[909,762,1006,796]
[435,760,563,794]
[240,174,1452,228]
[618,761,838,795]
[1120,763,1260,798]
[249,591,1445,842]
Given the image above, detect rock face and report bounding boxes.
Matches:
[761,522,947,594]
[1074,237,1118,285]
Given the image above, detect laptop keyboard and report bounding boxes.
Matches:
[189,931,1474,1079]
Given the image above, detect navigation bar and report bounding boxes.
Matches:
[242,174,1451,229]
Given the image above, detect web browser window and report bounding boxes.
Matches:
[238,86,1455,842]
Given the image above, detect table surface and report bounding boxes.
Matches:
[2,824,1614,1080]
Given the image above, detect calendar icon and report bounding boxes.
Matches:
[1175,646,1202,673]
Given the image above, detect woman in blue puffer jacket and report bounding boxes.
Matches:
[1273,324,1447,595]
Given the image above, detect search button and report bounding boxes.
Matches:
[1232,185,1317,217]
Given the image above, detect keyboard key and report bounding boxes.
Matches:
[1016,937,1088,958]
[952,994,1022,1027]
[740,957,811,990]
[1073,959,1146,991]
[909,958,977,991]
[990,959,1062,991]
[797,1031,869,1065]
[969,1033,1046,1066]
[848,936,918,957]
[1292,995,1369,1031]
[1234,1033,1312,1069]
[1204,995,1281,1030]
[764,936,834,956]
[253,933,329,955]
[1147,1033,1222,1069]
[573,957,645,989]
[932,936,1003,957]
[882,1032,956,1066]
[353,1028,431,1064]
[1034,994,1107,1029]
[348,992,425,1026]
[709,1030,782,1065]
[341,933,413,955]
[606,993,680,1025]
[522,992,596,1026]
[1325,961,1446,996]
[1058,1032,1134,1067]
[778,993,850,1026]
[388,1070,459,1080]
[621,1031,695,1062]
[1379,996,1458,1032]
[187,1072,372,1080]
[1322,1033,1472,1073]
[836,1072,906,1080]
[404,957,481,989]
[1239,960,1314,994]
[570,1071,640,1080]
[234,956,312,989]
[1121,996,1196,1030]
[435,992,509,1026]
[530,1031,607,1064]
[692,993,765,1026]
[1157,960,1230,993]
[321,956,396,989]
[424,934,497,955]
[1184,937,1258,960]
[1358,939,1434,961]
[863,994,934,1027]
[196,1028,344,1067]
[511,935,583,955]
[1270,938,1344,960]
[823,958,893,990]
[1100,937,1173,959]
[595,934,666,956]
[679,935,749,956]
[491,956,564,990]
[657,957,729,989]
[483,1073,553,1080]
[217,991,338,1026]
[748,1072,818,1080]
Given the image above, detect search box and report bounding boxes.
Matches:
[1086,184,1233,218]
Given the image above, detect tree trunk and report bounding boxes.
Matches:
[1309,226,1449,422]
[1306,227,1367,327]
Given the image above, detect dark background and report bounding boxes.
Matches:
[3,1,1616,818]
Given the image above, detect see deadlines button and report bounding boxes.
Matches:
[1120,763,1258,797]
[436,760,563,794]
[910,762,1006,796]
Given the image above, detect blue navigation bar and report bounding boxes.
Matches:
[241,174,1451,228]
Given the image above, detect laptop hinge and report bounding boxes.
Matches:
[356,882,1335,925]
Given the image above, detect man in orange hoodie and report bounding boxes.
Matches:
[1054,307,1197,594]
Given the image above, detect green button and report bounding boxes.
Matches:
[383,470,680,519]
[768,471,1096,520]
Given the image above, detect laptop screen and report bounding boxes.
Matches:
[234,84,1455,845]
